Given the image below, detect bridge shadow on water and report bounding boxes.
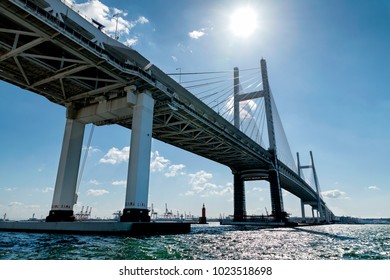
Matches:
[189,224,282,236]
[290,227,356,241]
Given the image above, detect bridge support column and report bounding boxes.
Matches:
[301,200,306,223]
[46,118,85,222]
[233,172,246,221]
[311,207,316,222]
[313,208,320,223]
[121,90,154,222]
[269,169,285,222]
[326,209,330,223]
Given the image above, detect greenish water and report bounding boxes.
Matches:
[0,224,389,260]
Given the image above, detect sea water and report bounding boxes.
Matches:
[0,224,389,260]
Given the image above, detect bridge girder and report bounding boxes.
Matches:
[0,0,333,219]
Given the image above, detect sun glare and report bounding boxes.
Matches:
[230,6,258,38]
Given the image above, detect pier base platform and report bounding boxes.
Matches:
[0,221,191,235]
[220,220,298,227]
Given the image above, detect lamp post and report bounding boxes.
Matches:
[176,67,181,84]
[113,13,119,39]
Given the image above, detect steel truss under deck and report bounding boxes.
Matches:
[0,0,334,220]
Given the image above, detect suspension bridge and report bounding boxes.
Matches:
[0,0,334,234]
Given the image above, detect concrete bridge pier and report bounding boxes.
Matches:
[301,200,306,223]
[120,90,155,222]
[46,116,86,222]
[233,171,247,221]
[311,207,316,222]
[325,208,329,223]
[311,207,323,223]
[324,207,329,223]
[268,169,285,222]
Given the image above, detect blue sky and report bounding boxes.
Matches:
[1,0,390,220]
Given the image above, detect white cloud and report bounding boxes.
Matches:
[99,146,129,164]
[70,1,132,33]
[8,201,23,207]
[368,185,380,191]
[7,202,40,209]
[189,30,206,39]
[89,179,101,185]
[184,191,194,196]
[41,187,54,193]
[65,0,149,43]
[171,56,178,62]
[124,38,138,47]
[150,151,170,172]
[1,187,16,192]
[224,96,264,147]
[186,170,232,197]
[112,180,127,186]
[99,148,186,177]
[226,96,258,120]
[321,189,349,199]
[175,42,194,54]
[212,186,233,196]
[83,145,101,153]
[86,189,109,196]
[165,164,186,177]
[189,170,213,189]
[137,16,149,24]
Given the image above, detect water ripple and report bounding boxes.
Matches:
[0,224,389,260]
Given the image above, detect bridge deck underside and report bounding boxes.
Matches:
[0,0,326,212]
[0,0,272,171]
[118,105,270,171]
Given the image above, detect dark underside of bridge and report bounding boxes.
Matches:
[0,0,272,172]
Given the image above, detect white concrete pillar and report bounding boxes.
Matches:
[121,90,154,222]
[46,118,85,221]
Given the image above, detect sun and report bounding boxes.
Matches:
[230,6,258,38]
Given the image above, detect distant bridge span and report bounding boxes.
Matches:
[0,0,334,223]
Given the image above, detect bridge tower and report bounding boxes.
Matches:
[232,67,247,221]
[261,59,285,222]
[297,151,325,223]
[233,59,285,222]
[296,152,306,223]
